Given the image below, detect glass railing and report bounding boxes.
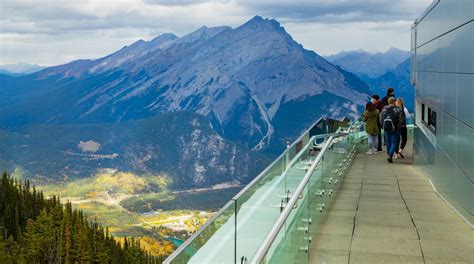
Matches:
[164,118,358,264]
[252,122,364,264]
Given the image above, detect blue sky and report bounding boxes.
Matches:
[0,0,432,65]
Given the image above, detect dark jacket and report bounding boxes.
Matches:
[379,105,404,130]
[373,100,383,111]
[363,109,379,135]
[381,93,395,107]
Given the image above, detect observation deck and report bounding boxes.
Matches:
[164,118,473,264]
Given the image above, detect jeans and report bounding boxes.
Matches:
[385,129,401,158]
[397,126,408,151]
[367,134,378,151]
[377,125,382,151]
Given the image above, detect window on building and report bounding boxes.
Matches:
[428,109,437,131]
[419,102,436,134]
[421,103,425,122]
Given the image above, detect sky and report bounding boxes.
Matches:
[0,0,433,66]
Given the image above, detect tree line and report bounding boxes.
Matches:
[0,172,162,263]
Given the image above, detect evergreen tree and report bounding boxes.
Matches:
[0,171,160,263]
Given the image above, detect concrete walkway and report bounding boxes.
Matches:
[310,140,474,263]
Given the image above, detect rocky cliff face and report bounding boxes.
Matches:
[0,112,270,188]
[1,16,370,150]
[0,16,372,187]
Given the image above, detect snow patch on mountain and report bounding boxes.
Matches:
[78,140,101,153]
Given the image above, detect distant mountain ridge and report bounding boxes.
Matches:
[326,48,413,110]
[325,48,410,78]
[0,63,46,76]
[362,58,414,110]
[0,16,371,187]
[324,49,371,62]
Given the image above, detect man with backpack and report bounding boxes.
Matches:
[379,97,404,163]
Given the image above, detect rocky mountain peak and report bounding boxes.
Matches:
[240,15,285,33]
[151,32,178,41]
[149,33,178,47]
[5,16,371,152]
[177,25,231,44]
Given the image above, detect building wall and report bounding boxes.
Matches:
[412,0,473,224]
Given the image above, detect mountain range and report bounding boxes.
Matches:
[0,16,372,188]
[326,48,414,110]
[363,58,414,110]
[0,63,46,76]
[325,48,410,78]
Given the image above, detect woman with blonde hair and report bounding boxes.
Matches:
[396,97,411,158]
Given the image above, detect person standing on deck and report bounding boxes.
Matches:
[379,97,404,163]
[362,102,380,155]
[371,94,383,152]
[381,87,396,107]
[381,88,395,147]
[396,97,411,159]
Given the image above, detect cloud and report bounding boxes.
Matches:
[143,0,212,5]
[0,0,431,34]
[239,0,431,23]
[0,0,431,65]
[285,20,414,56]
[0,0,245,35]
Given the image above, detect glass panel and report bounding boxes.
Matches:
[255,123,365,263]
[266,182,310,264]
[235,135,316,260]
[234,157,287,261]
[171,201,236,263]
[308,159,324,237]
[168,121,364,263]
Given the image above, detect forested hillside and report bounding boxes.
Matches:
[0,172,160,263]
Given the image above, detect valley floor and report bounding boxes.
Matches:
[38,178,239,257]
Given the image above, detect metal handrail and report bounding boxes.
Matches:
[250,130,353,264]
[164,118,354,263]
[164,117,338,263]
[164,131,341,263]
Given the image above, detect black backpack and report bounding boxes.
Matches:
[383,107,397,132]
